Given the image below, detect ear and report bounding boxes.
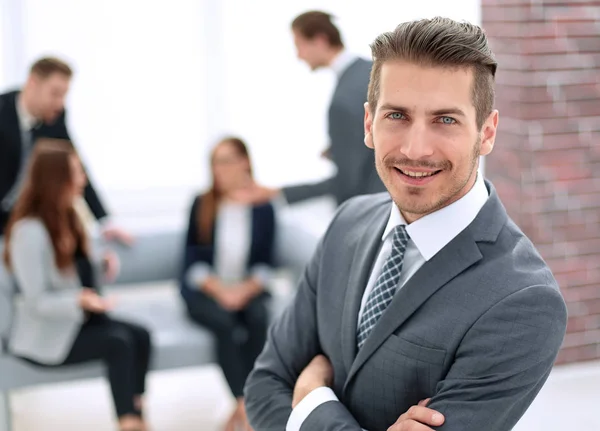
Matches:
[479,109,498,156]
[364,102,374,149]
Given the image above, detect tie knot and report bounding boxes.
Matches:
[392,225,410,251]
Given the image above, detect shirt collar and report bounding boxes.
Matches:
[16,94,38,131]
[329,49,358,79]
[382,172,489,261]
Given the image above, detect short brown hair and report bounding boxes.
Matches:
[291,11,343,48]
[367,17,497,129]
[30,57,73,79]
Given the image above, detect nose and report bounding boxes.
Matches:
[400,121,435,160]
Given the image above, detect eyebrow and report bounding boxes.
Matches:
[379,104,467,118]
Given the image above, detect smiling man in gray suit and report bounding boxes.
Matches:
[244,17,568,431]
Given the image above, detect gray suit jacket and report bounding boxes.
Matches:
[7,218,103,364]
[283,58,385,206]
[245,181,567,431]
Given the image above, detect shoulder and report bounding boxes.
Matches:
[252,202,275,215]
[0,90,18,103]
[338,192,391,220]
[10,217,50,245]
[189,193,204,210]
[325,192,391,239]
[0,90,18,114]
[347,58,372,75]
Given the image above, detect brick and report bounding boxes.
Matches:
[561,284,600,301]
[562,329,600,348]
[484,0,600,365]
[570,37,600,54]
[482,5,540,23]
[487,38,523,55]
[567,315,600,333]
[529,53,600,70]
[556,344,600,365]
[536,116,600,134]
[522,37,600,54]
[537,133,591,151]
[560,84,600,101]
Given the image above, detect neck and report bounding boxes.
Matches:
[324,46,344,67]
[19,88,38,120]
[401,168,480,224]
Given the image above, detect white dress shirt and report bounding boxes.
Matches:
[186,200,271,288]
[287,174,489,431]
[329,49,358,79]
[1,96,38,211]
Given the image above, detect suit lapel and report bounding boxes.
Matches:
[340,205,388,372]
[344,228,483,391]
[1,92,24,157]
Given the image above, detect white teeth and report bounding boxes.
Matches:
[399,169,436,178]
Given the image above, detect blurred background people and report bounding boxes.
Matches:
[179,137,275,431]
[0,57,132,244]
[2,139,151,431]
[237,11,385,207]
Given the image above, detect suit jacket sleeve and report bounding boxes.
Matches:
[9,220,84,321]
[183,195,208,269]
[426,285,567,431]
[281,176,336,205]
[248,204,277,288]
[54,110,108,220]
[244,202,363,431]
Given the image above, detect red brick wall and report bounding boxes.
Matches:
[482,0,600,364]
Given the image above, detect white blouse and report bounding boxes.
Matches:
[185,200,271,289]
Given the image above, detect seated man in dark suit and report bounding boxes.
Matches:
[0,56,132,243]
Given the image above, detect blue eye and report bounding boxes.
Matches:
[389,112,405,120]
[437,116,456,124]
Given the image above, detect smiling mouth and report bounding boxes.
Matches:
[394,168,442,178]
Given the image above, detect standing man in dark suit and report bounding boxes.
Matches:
[237,10,385,206]
[244,17,567,431]
[0,57,131,243]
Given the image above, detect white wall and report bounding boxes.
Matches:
[218,0,481,187]
[0,0,480,231]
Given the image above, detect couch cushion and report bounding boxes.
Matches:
[0,282,216,390]
[102,230,185,286]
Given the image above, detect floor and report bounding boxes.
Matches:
[7,359,600,431]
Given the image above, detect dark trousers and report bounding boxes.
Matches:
[185,290,269,398]
[23,314,152,418]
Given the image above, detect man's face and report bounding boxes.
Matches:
[364,61,498,222]
[292,30,328,71]
[29,72,70,123]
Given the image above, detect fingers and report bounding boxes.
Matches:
[387,419,439,431]
[418,398,430,407]
[395,405,444,428]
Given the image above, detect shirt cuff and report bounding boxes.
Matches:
[185,262,212,288]
[250,264,272,287]
[286,387,339,431]
[272,191,288,209]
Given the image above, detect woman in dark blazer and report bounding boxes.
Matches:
[180,137,275,431]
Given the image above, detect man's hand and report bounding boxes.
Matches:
[102,225,135,246]
[387,398,445,431]
[292,354,334,408]
[230,182,279,205]
[102,250,120,283]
